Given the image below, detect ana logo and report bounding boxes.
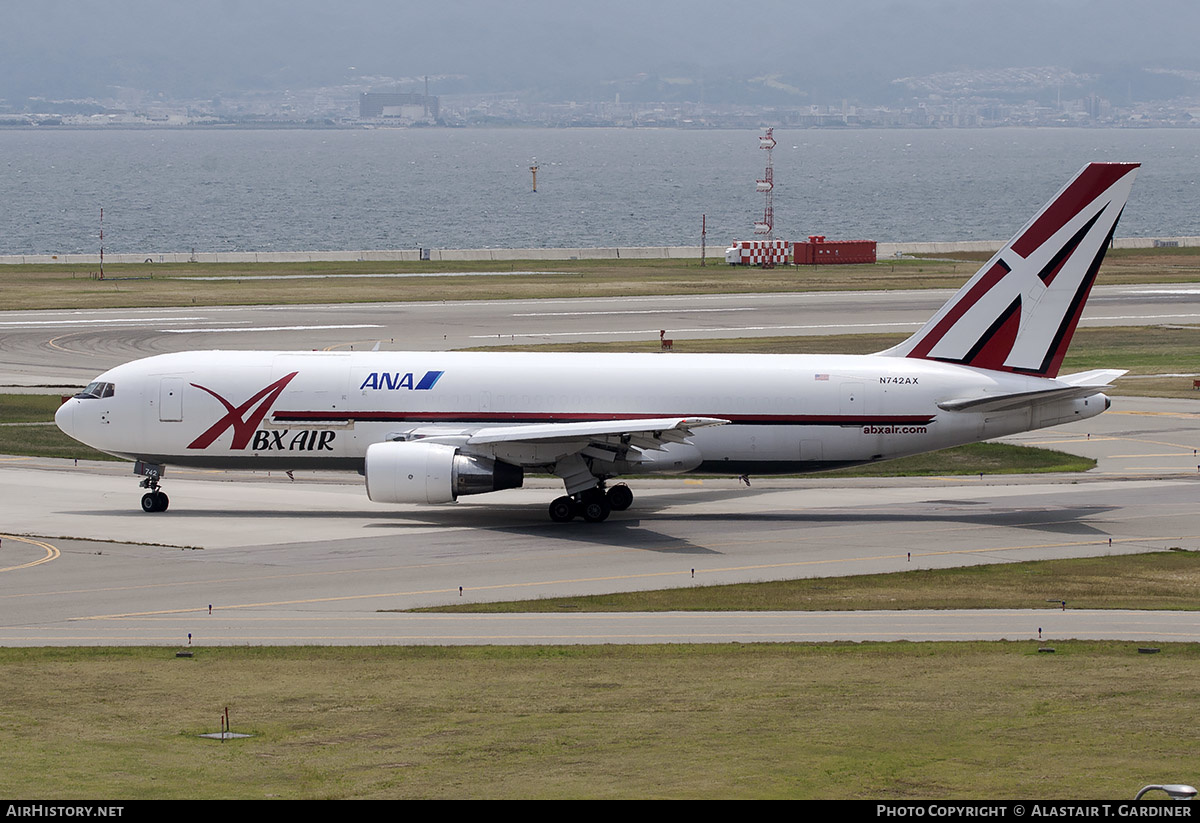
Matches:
[359,370,444,391]
[187,372,299,450]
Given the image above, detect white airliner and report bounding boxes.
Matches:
[56,162,1138,522]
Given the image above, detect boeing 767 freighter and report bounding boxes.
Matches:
[56,162,1138,522]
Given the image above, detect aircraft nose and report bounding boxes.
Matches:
[55,398,74,437]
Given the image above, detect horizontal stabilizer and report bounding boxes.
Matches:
[938,370,1125,413]
[1056,369,1128,387]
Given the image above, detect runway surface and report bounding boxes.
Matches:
[3,282,1200,386]
[1,287,1198,645]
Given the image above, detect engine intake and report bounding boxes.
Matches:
[365,441,523,504]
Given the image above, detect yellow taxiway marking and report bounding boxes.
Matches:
[1120,437,1200,451]
[46,332,96,356]
[1103,467,1200,474]
[323,340,380,352]
[1107,452,1200,458]
[1111,410,1200,420]
[0,534,60,572]
[1016,437,1118,447]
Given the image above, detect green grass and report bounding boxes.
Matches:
[411,551,1200,614]
[0,395,120,460]
[3,245,1198,311]
[0,257,967,311]
[1,643,1197,798]
[0,394,71,423]
[0,423,121,461]
[818,442,1094,477]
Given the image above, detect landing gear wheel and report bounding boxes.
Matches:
[606,484,633,511]
[581,499,610,522]
[579,490,611,523]
[548,496,576,523]
[141,491,169,513]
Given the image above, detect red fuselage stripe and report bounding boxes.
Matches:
[272,411,936,426]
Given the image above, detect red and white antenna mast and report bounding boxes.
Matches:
[754,128,775,241]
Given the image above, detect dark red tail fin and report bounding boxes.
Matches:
[881,162,1139,377]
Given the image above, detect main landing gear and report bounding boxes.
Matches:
[136,461,169,513]
[548,483,633,523]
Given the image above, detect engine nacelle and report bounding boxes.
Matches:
[365,441,523,504]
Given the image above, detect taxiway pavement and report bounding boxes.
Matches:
[3,283,1200,386]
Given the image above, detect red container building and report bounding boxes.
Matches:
[793,236,876,265]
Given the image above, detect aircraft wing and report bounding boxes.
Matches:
[391,416,728,495]
[938,370,1127,413]
[464,416,727,447]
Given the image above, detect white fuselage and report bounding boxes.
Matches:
[55,349,1108,476]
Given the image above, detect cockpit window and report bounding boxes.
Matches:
[75,381,115,399]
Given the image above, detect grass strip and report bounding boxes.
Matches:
[2,246,1198,311]
[0,422,121,461]
[818,442,1093,477]
[409,550,1200,614]
[0,393,76,423]
[0,258,968,311]
[0,642,1196,799]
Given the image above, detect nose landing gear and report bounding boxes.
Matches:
[140,488,169,513]
[136,461,169,513]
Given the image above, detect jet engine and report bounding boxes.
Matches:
[364,441,523,504]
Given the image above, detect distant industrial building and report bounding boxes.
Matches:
[359,92,439,122]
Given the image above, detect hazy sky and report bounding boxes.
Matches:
[3,0,1198,104]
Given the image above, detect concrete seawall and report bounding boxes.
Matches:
[3,237,1197,265]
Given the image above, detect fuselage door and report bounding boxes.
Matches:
[159,378,184,422]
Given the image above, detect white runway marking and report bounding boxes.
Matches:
[160,324,384,334]
[1114,288,1200,295]
[513,308,759,317]
[1085,313,1200,321]
[471,321,925,339]
[0,317,208,327]
[179,271,563,280]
